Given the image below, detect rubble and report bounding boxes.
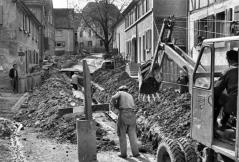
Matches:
[0,118,17,139]
[92,68,191,150]
[14,71,113,151]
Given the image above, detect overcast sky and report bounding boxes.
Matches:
[53,0,129,10]
[52,0,88,9]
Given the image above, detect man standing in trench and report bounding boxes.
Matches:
[111,85,140,158]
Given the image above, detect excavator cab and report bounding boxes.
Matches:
[191,36,239,161]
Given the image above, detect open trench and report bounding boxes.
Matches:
[1,69,155,162]
[0,92,26,162]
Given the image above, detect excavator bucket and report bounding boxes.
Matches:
[138,60,161,94]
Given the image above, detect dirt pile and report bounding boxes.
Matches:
[14,72,111,150]
[92,68,191,149]
[52,55,83,69]
[0,118,17,139]
[14,72,80,143]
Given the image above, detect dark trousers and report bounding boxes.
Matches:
[71,83,78,90]
[117,110,139,157]
[11,78,18,93]
[214,93,237,126]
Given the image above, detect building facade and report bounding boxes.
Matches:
[0,0,42,74]
[22,0,55,58]
[188,0,239,61]
[113,0,188,64]
[77,25,105,53]
[0,0,42,92]
[54,9,74,55]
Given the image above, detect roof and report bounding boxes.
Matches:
[121,0,139,16]
[21,0,44,6]
[112,0,138,29]
[54,8,74,29]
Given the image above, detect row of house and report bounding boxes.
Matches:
[113,0,239,65]
[113,0,187,64]
[0,0,55,73]
[54,8,75,56]
[0,0,77,92]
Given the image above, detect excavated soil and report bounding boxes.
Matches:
[14,70,115,151]
[92,67,191,150]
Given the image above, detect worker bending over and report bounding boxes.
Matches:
[111,85,140,158]
[71,71,82,91]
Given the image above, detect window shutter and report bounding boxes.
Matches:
[0,6,3,25]
[145,31,148,49]
[149,29,152,49]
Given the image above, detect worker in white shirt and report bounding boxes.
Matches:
[71,71,82,90]
[111,85,140,158]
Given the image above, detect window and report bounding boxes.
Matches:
[235,6,239,20]
[36,52,39,64]
[28,18,31,33]
[23,15,25,30]
[143,35,146,61]
[146,29,152,50]
[55,41,65,47]
[138,37,141,62]
[194,46,212,89]
[0,6,2,25]
[216,12,226,38]
[88,41,92,47]
[89,30,92,37]
[146,0,149,12]
[80,42,84,48]
[142,0,145,15]
[56,30,63,37]
[125,15,129,28]
[32,24,35,39]
[137,3,141,19]
[126,41,132,60]
[24,15,28,32]
[80,31,83,37]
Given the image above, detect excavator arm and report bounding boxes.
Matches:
[138,16,201,100]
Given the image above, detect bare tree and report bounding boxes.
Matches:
[75,0,128,54]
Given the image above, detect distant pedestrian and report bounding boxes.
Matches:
[9,64,18,93]
[71,71,82,90]
[111,85,140,158]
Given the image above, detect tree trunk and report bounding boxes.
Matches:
[104,41,110,54]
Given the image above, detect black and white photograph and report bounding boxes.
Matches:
[0,0,239,161]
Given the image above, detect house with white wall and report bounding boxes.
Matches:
[188,0,239,61]
[77,25,105,53]
[54,9,74,55]
[113,0,188,65]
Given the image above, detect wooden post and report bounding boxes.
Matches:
[83,60,92,120]
[76,119,97,162]
[77,60,97,162]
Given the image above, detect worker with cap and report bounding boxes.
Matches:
[111,85,140,158]
[214,50,238,131]
[71,71,82,91]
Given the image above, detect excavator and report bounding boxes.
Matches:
[138,16,197,102]
[138,16,239,162]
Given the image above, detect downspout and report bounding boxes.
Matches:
[136,22,138,63]
[186,0,189,53]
